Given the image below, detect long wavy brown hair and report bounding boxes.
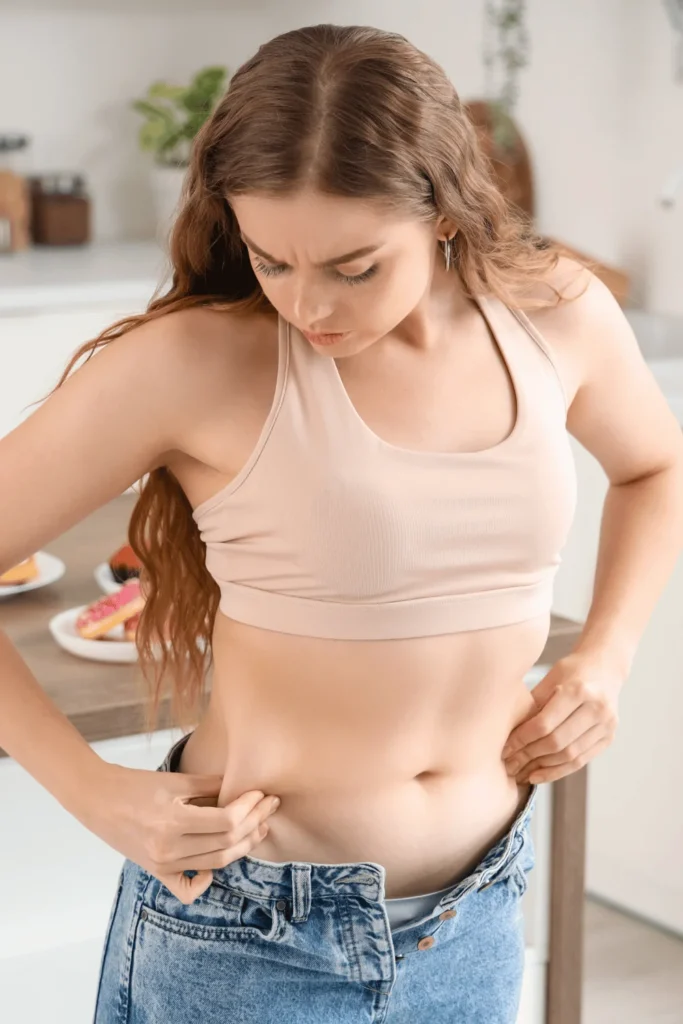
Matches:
[41,24,592,737]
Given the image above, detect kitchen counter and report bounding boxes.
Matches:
[0,492,585,759]
[0,240,170,313]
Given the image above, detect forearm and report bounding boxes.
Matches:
[571,460,683,679]
[0,629,108,819]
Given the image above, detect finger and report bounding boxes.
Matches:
[520,722,610,772]
[158,820,271,879]
[176,773,267,808]
[170,798,281,860]
[519,733,612,783]
[505,705,598,769]
[175,788,272,831]
[502,685,583,758]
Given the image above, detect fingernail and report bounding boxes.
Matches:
[270,797,281,811]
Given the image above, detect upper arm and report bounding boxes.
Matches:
[530,268,683,485]
[0,311,200,577]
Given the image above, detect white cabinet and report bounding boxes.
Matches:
[0,303,146,440]
[0,238,167,439]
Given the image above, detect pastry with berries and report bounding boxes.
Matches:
[76,579,145,640]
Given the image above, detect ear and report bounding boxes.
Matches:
[435,215,458,241]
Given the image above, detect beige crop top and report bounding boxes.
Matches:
[191,293,577,640]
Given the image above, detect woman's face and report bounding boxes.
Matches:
[229,188,452,356]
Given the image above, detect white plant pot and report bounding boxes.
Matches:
[149,164,188,243]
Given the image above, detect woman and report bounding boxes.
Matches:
[2,23,683,1024]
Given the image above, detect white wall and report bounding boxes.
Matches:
[2,1,682,311]
[619,2,683,316]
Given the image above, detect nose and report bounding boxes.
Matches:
[291,279,334,327]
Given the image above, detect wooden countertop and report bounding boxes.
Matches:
[0,493,585,759]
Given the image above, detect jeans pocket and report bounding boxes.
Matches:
[147,875,287,943]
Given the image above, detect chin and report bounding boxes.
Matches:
[334,338,375,359]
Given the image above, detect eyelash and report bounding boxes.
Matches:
[252,258,379,286]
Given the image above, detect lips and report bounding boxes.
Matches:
[301,329,348,346]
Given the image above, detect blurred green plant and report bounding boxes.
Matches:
[483,0,530,151]
[131,66,228,167]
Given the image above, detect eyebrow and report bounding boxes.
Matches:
[240,232,383,268]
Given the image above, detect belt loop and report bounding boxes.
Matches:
[290,864,312,923]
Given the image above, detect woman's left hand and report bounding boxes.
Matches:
[501,651,625,784]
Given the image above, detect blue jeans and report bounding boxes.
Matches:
[93,731,538,1023]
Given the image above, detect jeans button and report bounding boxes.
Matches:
[417,936,435,950]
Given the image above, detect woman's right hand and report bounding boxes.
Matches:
[84,762,281,904]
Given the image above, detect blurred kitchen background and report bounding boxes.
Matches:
[2,2,683,1022]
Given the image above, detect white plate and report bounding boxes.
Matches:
[0,551,66,598]
[49,606,139,663]
[93,561,126,594]
[48,604,206,662]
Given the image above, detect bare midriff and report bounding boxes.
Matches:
[177,608,548,899]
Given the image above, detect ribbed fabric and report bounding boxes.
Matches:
[192,294,577,640]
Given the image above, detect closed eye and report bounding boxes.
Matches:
[252,258,378,286]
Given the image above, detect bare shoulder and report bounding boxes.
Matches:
[520,255,628,407]
[523,253,615,329]
[132,303,278,438]
[163,300,278,408]
[146,303,281,509]
[142,304,277,389]
[522,256,683,480]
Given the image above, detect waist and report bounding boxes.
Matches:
[257,772,533,898]
[179,723,532,897]
[180,729,532,897]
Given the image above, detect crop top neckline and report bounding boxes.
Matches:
[322,293,528,462]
